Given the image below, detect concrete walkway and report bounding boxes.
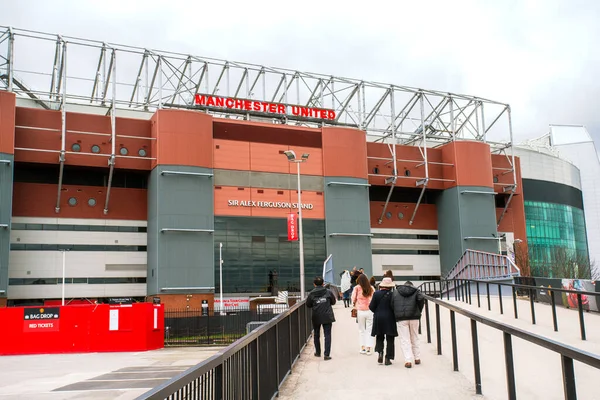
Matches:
[277,303,483,399]
[427,298,600,400]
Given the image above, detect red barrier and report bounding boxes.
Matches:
[0,303,164,355]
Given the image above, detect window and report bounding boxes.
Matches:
[214,216,326,294]
[524,201,589,277]
[11,224,146,233]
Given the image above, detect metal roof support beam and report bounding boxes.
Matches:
[211,62,228,96]
[101,48,115,106]
[104,54,116,215]
[248,67,264,99]
[0,26,515,151]
[484,105,508,135]
[305,79,322,107]
[129,50,147,107]
[51,36,63,101]
[454,100,480,137]
[91,44,107,104]
[55,41,67,214]
[497,190,515,228]
[334,84,359,123]
[234,68,249,98]
[169,55,191,104]
[6,27,13,92]
[409,93,430,226]
[364,89,390,129]
[378,178,396,225]
[145,53,159,108]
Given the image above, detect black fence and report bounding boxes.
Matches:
[138,300,311,399]
[420,293,600,400]
[164,305,289,346]
[421,279,600,341]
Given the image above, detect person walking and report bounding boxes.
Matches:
[352,273,375,355]
[307,276,336,360]
[340,270,352,308]
[369,277,397,365]
[391,281,425,368]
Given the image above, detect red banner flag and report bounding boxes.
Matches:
[288,213,298,241]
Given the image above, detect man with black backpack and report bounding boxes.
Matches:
[307,276,336,360]
[391,281,425,368]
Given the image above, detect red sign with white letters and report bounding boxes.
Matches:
[288,213,298,241]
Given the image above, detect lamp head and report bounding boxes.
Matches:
[301,153,309,160]
[283,150,296,161]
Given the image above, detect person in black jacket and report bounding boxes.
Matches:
[391,281,425,368]
[306,276,336,360]
[369,277,398,366]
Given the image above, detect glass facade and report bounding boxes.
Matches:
[525,201,589,276]
[214,216,326,293]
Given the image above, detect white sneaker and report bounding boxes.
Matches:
[366,349,373,356]
[360,349,367,354]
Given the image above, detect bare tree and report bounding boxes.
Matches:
[550,247,595,279]
[514,242,531,277]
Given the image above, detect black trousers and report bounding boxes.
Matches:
[375,334,395,360]
[313,322,332,356]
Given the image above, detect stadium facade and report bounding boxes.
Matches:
[0,27,532,308]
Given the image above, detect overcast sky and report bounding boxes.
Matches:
[3,0,600,143]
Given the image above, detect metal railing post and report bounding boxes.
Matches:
[476,281,481,308]
[550,290,559,332]
[486,282,491,311]
[503,332,517,400]
[512,286,518,319]
[425,299,431,344]
[561,355,577,400]
[468,280,472,305]
[530,288,536,325]
[450,310,459,371]
[498,283,504,314]
[577,294,586,341]
[435,303,442,355]
[471,319,483,395]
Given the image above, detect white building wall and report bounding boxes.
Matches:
[549,125,600,266]
[8,217,147,300]
[513,147,581,189]
[370,228,441,285]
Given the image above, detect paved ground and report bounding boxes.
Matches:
[278,297,600,400]
[421,297,600,400]
[277,302,484,400]
[0,347,222,400]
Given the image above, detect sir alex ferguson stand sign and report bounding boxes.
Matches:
[23,307,60,332]
[288,213,298,241]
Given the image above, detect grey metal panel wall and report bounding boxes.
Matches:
[324,177,372,279]
[147,165,214,295]
[437,186,498,276]
[214,170,323,191]
[0,154,13,298]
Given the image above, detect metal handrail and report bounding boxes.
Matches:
[420,278,599,341]
[137,299,310,399]
[422,293,600,399]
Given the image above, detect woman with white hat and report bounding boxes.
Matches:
[369,277,398,365]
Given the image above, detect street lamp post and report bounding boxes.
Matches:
[61,249,67,306]
[283,150,309,300]
[219,242,224,315]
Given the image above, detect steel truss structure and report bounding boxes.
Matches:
[0,26,517,225]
